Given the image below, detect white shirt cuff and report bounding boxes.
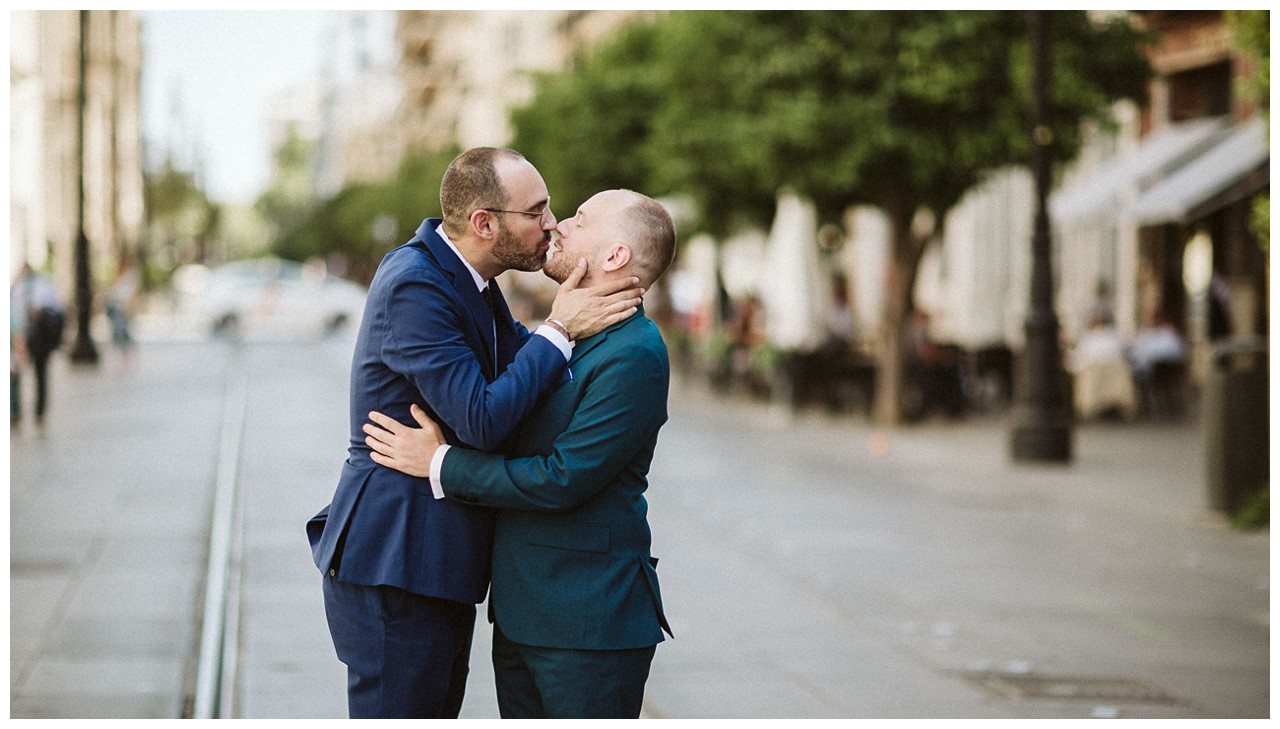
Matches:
[534,324,573,360]
[429,444,451,499]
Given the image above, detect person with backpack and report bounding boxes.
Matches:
[10,264,65,432]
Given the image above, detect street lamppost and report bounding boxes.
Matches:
[69,9,100,365]
[1011,10,1072,462]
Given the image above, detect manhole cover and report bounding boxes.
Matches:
[960,671,1181,704]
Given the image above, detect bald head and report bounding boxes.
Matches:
[609,190,677,288]
[545,189,676,289]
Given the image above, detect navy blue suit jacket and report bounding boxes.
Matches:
[308,218,568,604]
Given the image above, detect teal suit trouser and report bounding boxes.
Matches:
[492,623,656,718]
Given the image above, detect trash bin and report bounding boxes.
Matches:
[1203,339,1269,515]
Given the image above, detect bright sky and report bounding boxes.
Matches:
[139,10,395,206]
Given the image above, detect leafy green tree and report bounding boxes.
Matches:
[144,158,218,280]
[1227,9,1269,256]
[266,145,458,283]
[256,123,319,260]
[1227,10,1269,118]
[651,10,1150,423]
[511,10,1152,422]
[380,146,458,248]
[511,25,664,219]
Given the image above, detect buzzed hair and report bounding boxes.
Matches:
[439,147,525,239]
[620,191,677,286]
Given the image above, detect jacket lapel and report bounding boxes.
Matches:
[416,219,497,379]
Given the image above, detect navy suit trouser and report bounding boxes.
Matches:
[322,575,476,718]
[492,622,656,719]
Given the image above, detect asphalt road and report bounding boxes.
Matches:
[9,333,1268,719]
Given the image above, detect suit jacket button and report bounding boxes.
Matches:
[328,568,337,577]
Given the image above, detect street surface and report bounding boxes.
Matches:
[8,327,1269,719]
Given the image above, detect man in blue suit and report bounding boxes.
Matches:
[363,189,677,718]
[306,150,644,718]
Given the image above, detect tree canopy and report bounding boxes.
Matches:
[258,141,458,283]
[512,10,1150,238]
[144,158,219,278]
[509,10,1151,422]
[1226,9,1269,254]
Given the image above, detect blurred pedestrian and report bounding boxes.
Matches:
[1069,313,1136,420]
[106,260,141,368]
[905,309,966,420]
[726,293,769,395]
[1130,310,1186,418]
[1089,278,1115,328]
[1207,272,1233,342]
[11,303,27,429]
[825,272,857,348]
[1130,311,1185,379]
[10,264,65,433]
[363,189,677,719]
[306,148,643,719]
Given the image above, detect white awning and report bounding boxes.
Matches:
[1050,117,1229,224]
[762,190,830,352]
[1130,116,1269,225]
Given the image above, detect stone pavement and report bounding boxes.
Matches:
[10,342,233,718]
[643,385,1269,719]
[8,333,1270,719]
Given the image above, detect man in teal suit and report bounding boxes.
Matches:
[363,189,677,718]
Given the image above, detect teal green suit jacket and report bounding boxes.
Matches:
[440,308,673,650]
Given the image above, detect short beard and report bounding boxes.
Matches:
[542,251,575,284]
[491,218,547,273]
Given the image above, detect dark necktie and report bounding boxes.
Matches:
[482,285,497,369]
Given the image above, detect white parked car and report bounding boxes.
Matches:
[184,258,368,341]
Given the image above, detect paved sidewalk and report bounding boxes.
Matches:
[9,337,1269,719]
[643,384,1268,718]
[10,343,235,718]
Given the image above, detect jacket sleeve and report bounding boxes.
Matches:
[380,269,565,451]
[440,345,668,511]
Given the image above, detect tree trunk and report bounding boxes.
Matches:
[872,208,926,425]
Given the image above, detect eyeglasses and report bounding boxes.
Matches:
[484,198,552,221]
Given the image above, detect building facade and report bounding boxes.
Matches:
[391,10,652,154]
[1051,10,1268,382]
[897,10,1266,385]
[385,10,654,308]
[10,10,145,305]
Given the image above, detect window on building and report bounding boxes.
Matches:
[1167,60,1232,121]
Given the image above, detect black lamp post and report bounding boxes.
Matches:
[1011,10,1072,462]
[69,9,99,365]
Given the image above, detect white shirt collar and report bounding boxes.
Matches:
[436,223,488,292]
